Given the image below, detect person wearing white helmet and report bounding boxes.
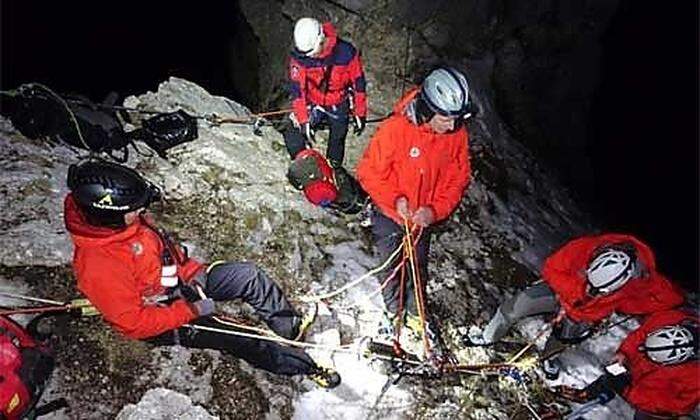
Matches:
[556,309,699,419]
[285,17,367,169]
[356,66,473,357]
[462,233,685,381]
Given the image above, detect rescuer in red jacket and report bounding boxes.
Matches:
[464,233,685,380]
[356,66,472,343]
[284,17,367,169]
[558,309,699,419]
[64,159,339,388]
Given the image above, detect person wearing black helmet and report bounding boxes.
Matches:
[63,160,340,388]
[355,66,472,357]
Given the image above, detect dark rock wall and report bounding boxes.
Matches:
[239,0,617,185]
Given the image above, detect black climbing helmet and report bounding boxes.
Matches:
[67,160,160,227]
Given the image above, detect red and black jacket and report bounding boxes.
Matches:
[288,22,367,125]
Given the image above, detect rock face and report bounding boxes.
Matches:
[0,73,634,419]
[238,0,619,189]
[0,118,74,267]
[116,388,217,420]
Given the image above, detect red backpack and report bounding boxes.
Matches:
[0,316,54,420]
[287,149,338,207]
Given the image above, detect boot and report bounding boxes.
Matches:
[293,302,318,342]
[542,357,562,381]
[461,325,494,347]
[307,366,341,389]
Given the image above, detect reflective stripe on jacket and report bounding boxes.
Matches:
[64,194,202,339]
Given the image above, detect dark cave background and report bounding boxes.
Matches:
[1,0,697,290]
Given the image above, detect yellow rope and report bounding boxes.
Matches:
[298,241,404,302]
[402,220,431,357]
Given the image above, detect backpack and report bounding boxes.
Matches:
[287,149,338,206]
[287,149,367,214]
[0,316,55,420]
[1,83,198,160]
[330,166,367,215]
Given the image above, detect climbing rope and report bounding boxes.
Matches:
[402,220,432,358]
[298,241,405,303]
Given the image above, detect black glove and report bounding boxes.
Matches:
[179,283,201,303]
[585,367,631,397]
[353,115,366,135]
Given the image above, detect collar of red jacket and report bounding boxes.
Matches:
[392,87,466,135]
[393,87,419,114]
[317,22,338,59]
[64,193,141,247]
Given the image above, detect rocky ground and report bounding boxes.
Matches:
[0,75,644,419]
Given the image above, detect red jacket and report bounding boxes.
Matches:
[289,22,367,124]
[64,194,203,339]
[356,89,471,225]
[542,233,684,322]
[618,310,699,415]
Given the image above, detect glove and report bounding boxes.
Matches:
[191,298,215,317]
[395,196,411,220]
[352,115,366,135]
[303,122,315,143]
[179,284,201,303]
[412,206,435,227]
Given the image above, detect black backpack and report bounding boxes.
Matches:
[1,83,198,160]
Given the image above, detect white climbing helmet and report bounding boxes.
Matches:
[586,248,635,295]
[420,67,470,117]
[643,325,697,365]
[293,17,325,57]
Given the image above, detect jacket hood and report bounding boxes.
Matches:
[318,22,338,59]
[394,88,420,117]
[64,193,140,248]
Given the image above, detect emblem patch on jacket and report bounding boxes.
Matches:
[131,242,144,256]
[409,146,421,158]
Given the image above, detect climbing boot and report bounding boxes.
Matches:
[405,314,424,339]
[294,302,318,341]
[307,366,341,389]
[542,357,562,381]
[461,326,493,347]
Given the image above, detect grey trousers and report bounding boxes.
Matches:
[149,262,316,376]
[482,282,593,356]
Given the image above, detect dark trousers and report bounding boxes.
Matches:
[284,101,350,167]
[372,210,432,317]
[149,262,316,376]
